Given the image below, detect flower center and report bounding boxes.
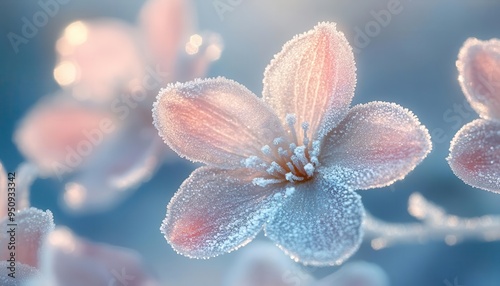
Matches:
[242,114,320,187]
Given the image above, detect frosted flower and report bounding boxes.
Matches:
[0,161,55,285]
[14,0,222,213]
[154,22,432,265]
[25,227,160,286]
[224,242,389,286]
[448,38,500,193]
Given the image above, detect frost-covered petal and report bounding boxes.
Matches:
[316,262,389,286]
[448,119,500,193]
[320,102,432,190]
[14,95,119,176]
[0,208,55,268]
[0,161,6,218]
[264,177,364,266]
[224,241,314,286]
[161,167,285,258]
[457,38,500,120]
[28,227,159,286]
[153,77,286,168]
[139,0,193,77]
[263,22,356,141]
[60,111,165,214]
[55,20,144,102]
[0,262,38,285]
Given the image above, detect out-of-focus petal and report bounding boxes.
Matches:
[0,208,55,268]
[30,227,159,286]
[264,177,364,266]
[14,95,119,176]
[139,0,194,77]
[0,262,38,286]
[153,77,286,169]
[457,38,500,120]
[161,167,285,259]
[0,162,6,218]
[316,262,389,286]
[263,22,356,141]
[55,20,144,102]
[61,112,165,213]
[320,102,432,190]
[224,241,314,286]
[448,119,500,193]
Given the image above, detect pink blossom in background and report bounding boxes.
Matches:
[14,0,223,214]
[0,161,55,286]
[25,228,160,286]
[224,242,389,286]
[154,22,432,265]
[448,38,500,193]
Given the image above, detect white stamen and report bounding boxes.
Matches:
[293,146,309,165]
[304,163,315,177]
[242,156,264,168]
[278,147,288,158]
[285,172,304,183]
[273,137,284,145]
[261,145,272,155]
[311,140,321,157]
[286,114,298,144]
[267,162,286,175]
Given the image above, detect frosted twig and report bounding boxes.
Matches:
[363,193,500,250]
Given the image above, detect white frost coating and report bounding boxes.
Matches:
[457,37,500,120]
[263,22,357,141]
[152,77,287,169]
[448,119,500,193]
[264,176,364,266]
[364,193,500,249]
[320,101,432,190]
[161,167,287,259]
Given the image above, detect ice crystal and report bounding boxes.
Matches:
[154,22,432,265]
[448,38,500,193]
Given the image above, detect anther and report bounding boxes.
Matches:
[285,172,304,183]
[301,122,310,146]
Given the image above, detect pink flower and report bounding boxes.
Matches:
[448,38,500,194]
[0,161,55,285]
[14,0,222,213]
[153,22,432,265]
[224,242,389,286]
[25,228,159,286]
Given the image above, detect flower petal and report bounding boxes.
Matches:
[317,262,389,286]
[30,227,159,286]
[14,95,119,176]
[161,167,284,258]
[457,38,500,120]
[0,262,38,286]
[263,22,356,141]
[448,119,500,193]
[55,20,144,102]
[0,208,55,268]
[264,177,364,266]
[153,77,286,168]
[320,102,432,190]
[224,242,314,286]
